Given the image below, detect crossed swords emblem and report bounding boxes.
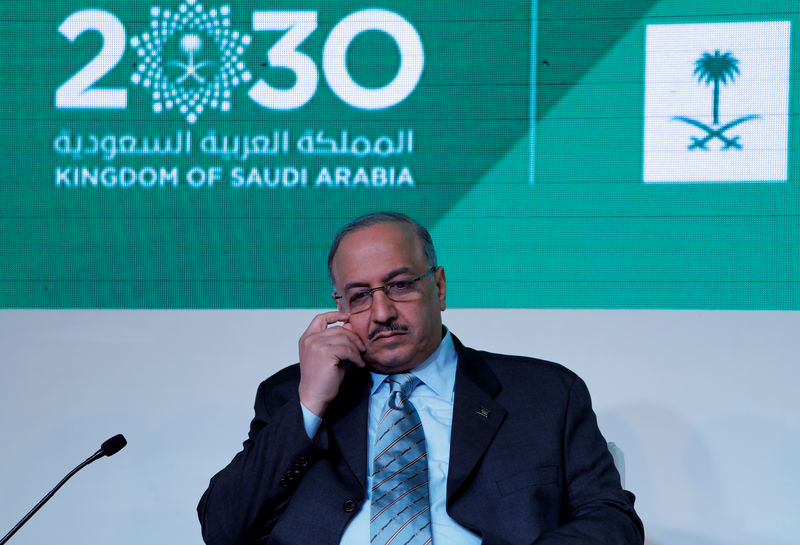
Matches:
[672,49,759,151]
[168,34,214,84]
[673,114,759,150]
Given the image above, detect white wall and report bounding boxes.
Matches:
[1,309,798,545]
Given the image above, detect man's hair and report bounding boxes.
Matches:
[327,212,437,286]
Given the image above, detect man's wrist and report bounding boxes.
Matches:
[299,399,323,439]
[298,382,333,418]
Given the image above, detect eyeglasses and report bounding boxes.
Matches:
[333,267,437,313]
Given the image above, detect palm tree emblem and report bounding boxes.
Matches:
[169,34,215,84]
[693,50,739,125]
[128,1,253,124]
[673,50,757,150]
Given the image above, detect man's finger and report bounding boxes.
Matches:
[332,327,366,352]
[320,331,366,358]
[338,322,367,351]
[305,311,351,333]
[305,321,365,351]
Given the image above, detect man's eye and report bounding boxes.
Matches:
[350,291,370,303]
[390,281,411,291]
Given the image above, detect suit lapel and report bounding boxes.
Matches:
[323,337,508,501]
[326,367,371,490]
[447,337,507,502]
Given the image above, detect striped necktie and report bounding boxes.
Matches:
[370,373,433,545]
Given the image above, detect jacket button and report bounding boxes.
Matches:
[279,478,288,488]
[298,456,311,468]
[343,499,357,513]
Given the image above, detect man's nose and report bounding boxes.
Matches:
[370,288,398,322]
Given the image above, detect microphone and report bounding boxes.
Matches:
[0,434,127,545]
[86,434,128,463]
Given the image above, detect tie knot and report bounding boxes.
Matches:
[387,373,416,409]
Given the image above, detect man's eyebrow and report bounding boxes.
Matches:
[342,280,369,291]
[382,267,413,282]
[341,267,413,291]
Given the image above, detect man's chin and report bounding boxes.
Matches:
[364,344,416,374]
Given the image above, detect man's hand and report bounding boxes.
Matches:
[298,311,366,418]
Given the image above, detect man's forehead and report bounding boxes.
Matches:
[338,222,419,255]
[331,223,425,280]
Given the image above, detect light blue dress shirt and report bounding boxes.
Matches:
[301,330,481,545]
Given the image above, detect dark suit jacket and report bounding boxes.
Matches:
[198,335,644,545]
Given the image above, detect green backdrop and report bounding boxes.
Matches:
[1,0,797,308]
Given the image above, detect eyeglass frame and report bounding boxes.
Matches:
[332,266,438,313]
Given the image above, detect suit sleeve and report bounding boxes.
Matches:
[197,376,328,545]
[532,376,644,545]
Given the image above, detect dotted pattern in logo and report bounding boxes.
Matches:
[129,0,252,124]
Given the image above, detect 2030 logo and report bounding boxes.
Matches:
[56,0,425,123]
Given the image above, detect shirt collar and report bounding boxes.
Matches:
[370,328,457,399]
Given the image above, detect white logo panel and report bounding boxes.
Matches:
[643,22,790,183]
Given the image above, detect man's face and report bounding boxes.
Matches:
[330,222,447,374]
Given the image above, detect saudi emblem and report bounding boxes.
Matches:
[642,22,790,183]
[129,0,252,124]
[674,50,758,150]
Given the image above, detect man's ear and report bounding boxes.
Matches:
[435,267,447,311]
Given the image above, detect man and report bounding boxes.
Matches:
[198,212,644,545]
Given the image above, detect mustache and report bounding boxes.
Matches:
[368,323,408,341]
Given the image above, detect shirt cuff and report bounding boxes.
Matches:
[299,400,323,439]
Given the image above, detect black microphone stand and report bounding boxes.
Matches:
[0,435,126,545]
